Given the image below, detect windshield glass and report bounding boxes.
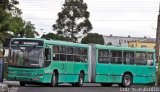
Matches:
[9,46,44,67]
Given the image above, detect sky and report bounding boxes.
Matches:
[17,0,159,38]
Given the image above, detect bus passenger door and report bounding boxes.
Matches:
[134,52,148,84]
[52,45,69,82]
[109,51,124,83]
[146,53,156,83]
[66,46,74,82]
[66,59,74,82]
[96,49,111,82]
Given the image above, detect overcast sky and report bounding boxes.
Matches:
[17,0,159,38]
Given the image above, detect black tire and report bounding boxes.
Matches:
[121,74,133,87]
[72,83,78,87]
[20,82,25,86]
[118,83,123,87]
[101,83,112,87]
[77,73,84,87]
[51,72,58,87]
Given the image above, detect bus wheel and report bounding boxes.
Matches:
[118,83,123,87]
[101,83,112,87]
[122,74,133,87]
[72,83,78,87]
[51,72,58,87]
[77,73,84,87]
[20,82,25,86]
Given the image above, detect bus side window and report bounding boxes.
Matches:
[98,49,110,63]
[45,48,51,61]
[123,52,134,65]
[135,52,147,65]
[66,46,73,61]
[80,48,87,62]
[53,46,60,61]
[73,47,80,62]
[147,53,154,66]
[59,46,66,61]
[110,51,122,64]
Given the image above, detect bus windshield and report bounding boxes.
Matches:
[9,46,44,68]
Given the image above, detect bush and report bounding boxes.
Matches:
[81,33,104,45]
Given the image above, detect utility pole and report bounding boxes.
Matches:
[40,28,44,37]
[155,3,160,86]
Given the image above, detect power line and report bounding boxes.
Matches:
[20,10,159,12]
[24,18,156,21]
[14,3,158,6]
[13,1,159,5]
[16,1,159,3]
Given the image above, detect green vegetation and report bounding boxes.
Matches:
[0,0,39,79]
[52,0,93,42]
[41,33,72,42]
[81,33,104,45]
[0,0,39,44]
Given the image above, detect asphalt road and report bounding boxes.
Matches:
[17,84,122,92]
[11,84,159,92]
[2,81,159,92]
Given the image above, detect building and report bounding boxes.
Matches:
[103,35,147,46]
[128,38,156,49]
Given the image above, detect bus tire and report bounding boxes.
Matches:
[72,83,78,87]
[51,72,58,87]
[77,72,84,87]
[20,82,25,86]
[121,74,133,87]
[101,83,112,87]
[118,83,123,87]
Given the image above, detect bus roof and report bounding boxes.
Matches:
[11,38,45,41]
[11,38,155,52]
[11,38,89,48]
[95,44,155,52]
[44,39,89,48]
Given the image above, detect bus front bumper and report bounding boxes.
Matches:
[7,67,52,83]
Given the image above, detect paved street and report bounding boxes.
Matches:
[18,86,121,92]
[1,81,159,92]
[17,84,160,92]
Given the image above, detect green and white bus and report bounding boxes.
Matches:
[7,38,156,87]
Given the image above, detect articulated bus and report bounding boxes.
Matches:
[7,38,156,87]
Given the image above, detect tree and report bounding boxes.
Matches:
[0,9,12,43]
[8,16,25,37]
[0,0,39,42]
[23,21,39,38]
[81,33,104,45]
[53,0,92,42]
[0,0,19,11]
[0,0,19,43]
[42,33,72,42]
